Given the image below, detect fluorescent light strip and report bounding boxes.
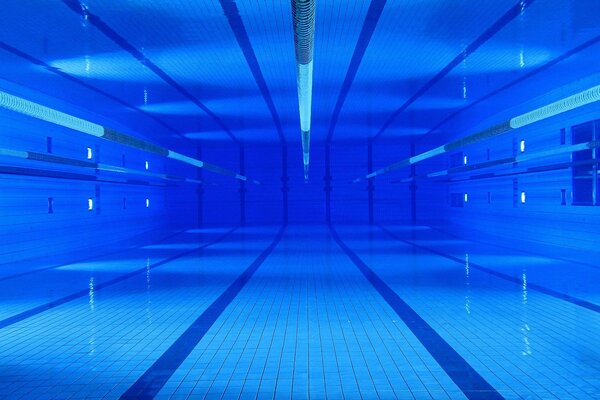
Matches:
[354,84,600,182]
[0,90,252,182]
[0,145,205,185]
[0,91,104,137]
[408,141,600,181]
[510,84,600,129]
[292,0,316,180]
[167,151,204,168]
[409,146,445,164]
[298,62,313,132]
[302,129,310,180]
[0,148,28,159]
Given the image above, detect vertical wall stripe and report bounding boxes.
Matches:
[240,144,246,226]
[325,144,332,223]
[281,145,289,224]
[367,141,374,224]
[410,140,417,224]
[197,145,204,227]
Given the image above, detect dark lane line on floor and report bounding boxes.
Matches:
[120,225,286,400]
[0,229,189,283]
[0,227,238,330]
[379,225,600,314]
[329,224,504,400]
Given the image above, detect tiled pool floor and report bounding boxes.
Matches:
[0,224,598,399]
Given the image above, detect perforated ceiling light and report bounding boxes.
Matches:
[292,0,316,181]
[0,90,260,182]
[355,84,600,182]
[0,90,104,137]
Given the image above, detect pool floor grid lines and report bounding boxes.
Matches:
[120,225,286,399]
[0,226,238,330]
[335,224,600,399]
[0,226,283,399]
[329,224,504,400]
[1,225,599,399]
[154,226,471,399]
[378,224,600,313]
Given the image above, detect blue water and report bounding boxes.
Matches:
[0,224,597,399]
[1,1,600,398]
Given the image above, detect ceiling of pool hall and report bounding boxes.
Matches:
[0,0,599,146]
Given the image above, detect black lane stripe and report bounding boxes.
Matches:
[378,225,600,314]
[219,0,286,144]
[372,0,536,141]
[326,0,387,143]
[0,227,238,330]
[329,224,504,400]
[61,0,239,144]
[120,225,286,399]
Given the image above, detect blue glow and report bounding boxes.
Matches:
[1,1,599,399]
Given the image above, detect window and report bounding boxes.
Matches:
[520,140,525,153]
[88,198,94,211]
[145,198,150,208]
[572,121,598,205]
[87,147,93,160]
[521,191,526,204]
[145,161,149,170]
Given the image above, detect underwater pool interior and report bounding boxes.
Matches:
[0,0,599,399]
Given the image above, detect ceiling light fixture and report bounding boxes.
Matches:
[291,0,316,181]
